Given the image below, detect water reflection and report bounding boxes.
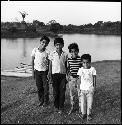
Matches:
[22,38,27,57]
[1,34,121,70]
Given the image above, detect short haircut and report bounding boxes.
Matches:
[54,37,64,45]
[68,43,79,53]
[81,54,91,62]
[40,35,50,44]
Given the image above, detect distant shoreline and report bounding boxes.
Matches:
[1,31,121,38]
[1,32,121,38]
[1,31,58,38]
[1,60,121,77]
[1,21,121,38]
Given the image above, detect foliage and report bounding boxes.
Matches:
[49,23,63,33]
[33,20,45,27]
[1,20,121,38]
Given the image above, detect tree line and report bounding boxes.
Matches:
[1,20,121,38]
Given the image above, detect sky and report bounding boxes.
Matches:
[1,1,121,25]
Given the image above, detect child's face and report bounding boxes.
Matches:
[70,49,78,58]
[55,43,64,52]
[82,59,91,69]
[39,40,48,50]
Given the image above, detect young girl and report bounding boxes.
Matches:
[77,54,96,121]
[31,36,50,107]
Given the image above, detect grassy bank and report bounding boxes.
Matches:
[1,31,121,38]
[1,60,121,124]
[1,31,58,38]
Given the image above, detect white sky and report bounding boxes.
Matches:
[1,1,121,25]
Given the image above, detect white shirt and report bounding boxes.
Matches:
[31,48,49,71]
[77,66,96,90]
[49,50,68,74]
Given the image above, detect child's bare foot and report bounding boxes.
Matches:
[87,114,92,121]
[79,114,87,119]
[68,106,73,115]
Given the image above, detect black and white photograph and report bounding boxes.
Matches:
[1,1,121,124]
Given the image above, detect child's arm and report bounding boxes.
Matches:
[77,76,81,90]
[32,56,35,79]
[77,68,82,89]
[47,60,52,83]
[66,60,71,82]
[65,56,69,74]
[93,75,96,89]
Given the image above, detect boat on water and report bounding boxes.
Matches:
[1,71,32,77]
[1,63,32,77]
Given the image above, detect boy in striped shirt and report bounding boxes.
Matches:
[67,43,82,114]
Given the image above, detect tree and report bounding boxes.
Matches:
[50,23,63,33]
[46,20,57,25]
[33,20,45,27]
[84,23,93,28]
[19,11,28,22]
[94,21,103,29]
[8,26,18,33]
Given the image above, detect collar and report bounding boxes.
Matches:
[37,47,47,52]
[53,50,65,55]
[70,55,80,59]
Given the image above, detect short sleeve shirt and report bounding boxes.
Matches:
[31,48,49,71]
[77,66,96,90]
[67,56,82,77]
[49,50,68,74]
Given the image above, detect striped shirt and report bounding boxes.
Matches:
[67,56,82,77]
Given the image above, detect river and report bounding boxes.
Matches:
[1,34,121,70]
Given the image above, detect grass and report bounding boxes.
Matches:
[1,60,121,124]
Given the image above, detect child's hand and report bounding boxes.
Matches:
[75,83,77,88]
[47,73,51,80]
[47,73,52,84]
[66,74,70,82]
[32,70,35,79]
[94,87,96,94]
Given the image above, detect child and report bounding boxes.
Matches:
[48,37,68,114]
[77,54,96,121]
[31,36,50,107]
[67,43,82,114]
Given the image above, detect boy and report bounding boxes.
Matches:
[67,43,82,114]
[77,54,96,121]
[31,36,50,107]
[48,37,68,114]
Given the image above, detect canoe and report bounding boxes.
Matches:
[1,70,32,77]
[1,66,32,77]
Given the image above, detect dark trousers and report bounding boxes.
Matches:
[35,70,49,104]
[52,73,67,109]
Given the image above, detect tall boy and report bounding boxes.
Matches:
[31,36,50,107]
[48,37,68,113]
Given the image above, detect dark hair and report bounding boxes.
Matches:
[81,54,91,62]
[68,43,79,53]
[54,37,64,45]
[40,35,50,44]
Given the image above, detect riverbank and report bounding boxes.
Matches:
[1,31,121,38]
[1,60,121,124]
[1,31,58,38]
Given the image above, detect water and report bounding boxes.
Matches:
[1,34,121,70]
